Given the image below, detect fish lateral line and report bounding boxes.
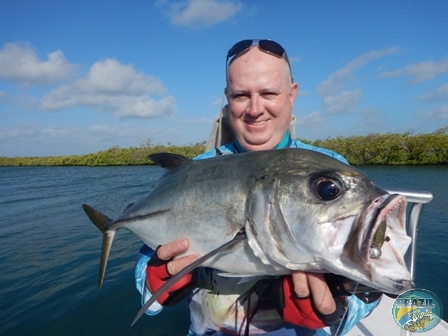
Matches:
[131,228,247,327]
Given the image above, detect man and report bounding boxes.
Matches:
[135,39,379,335]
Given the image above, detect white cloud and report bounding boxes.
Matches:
[160,0,242,27]
[212,96,225,106]
[184,116,214,125]
[0,42,76,86]
[289,56,301,64]
[379,58,448,83]
[0,121,155,156]
[323,89,361,115]
[316,48,397,116]
[353,107,387,133]
[415,104,448,120]
[416,83,448,101]
[295,110,323,126]
[41,58,177,119]
[318,48,398,97]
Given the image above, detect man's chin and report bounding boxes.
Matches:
[240,138,275,152]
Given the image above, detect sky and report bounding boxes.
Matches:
[1,0,448,157]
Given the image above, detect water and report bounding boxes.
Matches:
[0,165,447,335]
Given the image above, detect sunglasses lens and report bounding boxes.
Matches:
[258,40,285,58]
[225,39,293,82]
[227,39,253,59]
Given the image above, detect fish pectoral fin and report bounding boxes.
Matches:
[131,229,247,327]
[82,204,112,232]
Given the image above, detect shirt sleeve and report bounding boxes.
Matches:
[135,244,164,315]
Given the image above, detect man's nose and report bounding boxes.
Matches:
[247,95,263,116]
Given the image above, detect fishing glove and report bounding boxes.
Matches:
[254,276,347,329]
[146,245,193,306]
[281,276,347,328]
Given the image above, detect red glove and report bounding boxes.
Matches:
[282,276,347,328]
[281,276,328,329]
[146,246,193,306]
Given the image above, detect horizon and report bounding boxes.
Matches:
[2,127,446,159]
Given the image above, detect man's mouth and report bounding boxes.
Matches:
[245,120,267,126]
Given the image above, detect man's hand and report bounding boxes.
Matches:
[156,238,201,275]
[148,240,346,326]
[146,239,200,306]
[292,271,336,315]
[280,271,346,328]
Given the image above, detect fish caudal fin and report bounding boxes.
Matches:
[82,204,112,232]
[82,204,115,289]
[98,230,116,289]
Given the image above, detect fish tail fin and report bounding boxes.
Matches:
[82,204,112,232]
[98,230,116,289]
[82,204,115,289]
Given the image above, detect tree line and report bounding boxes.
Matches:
[1,128,447,167]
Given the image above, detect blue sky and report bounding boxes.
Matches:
[1,0,447,157]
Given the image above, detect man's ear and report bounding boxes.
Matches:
[290,82,299,106]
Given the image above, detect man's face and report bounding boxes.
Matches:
[225,47,298,152]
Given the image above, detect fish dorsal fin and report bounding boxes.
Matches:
[148,153,191,169]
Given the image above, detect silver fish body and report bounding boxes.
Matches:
[83,148,412,295]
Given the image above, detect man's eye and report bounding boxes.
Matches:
[232,94,247,100]
[262,92,277,99]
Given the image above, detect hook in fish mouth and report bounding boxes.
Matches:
[369,219,390,259]
[366,193,407,264]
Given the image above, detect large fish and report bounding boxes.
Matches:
[83,148,412,306]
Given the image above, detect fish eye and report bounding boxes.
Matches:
[311,177,343,201]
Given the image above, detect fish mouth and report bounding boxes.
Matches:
[345,193,413,294]
[365,194,406,261]
[363,193,413,292]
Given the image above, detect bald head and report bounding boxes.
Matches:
[226,46,293,86]
[224,46,298,152]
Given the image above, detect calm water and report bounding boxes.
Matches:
[0,164,447,335]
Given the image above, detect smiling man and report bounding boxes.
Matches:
[135,39,379,336]
[225,44,297,152]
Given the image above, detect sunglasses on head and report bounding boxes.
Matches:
[226,39,293,80]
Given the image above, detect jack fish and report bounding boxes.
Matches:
[83,148,413,305]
